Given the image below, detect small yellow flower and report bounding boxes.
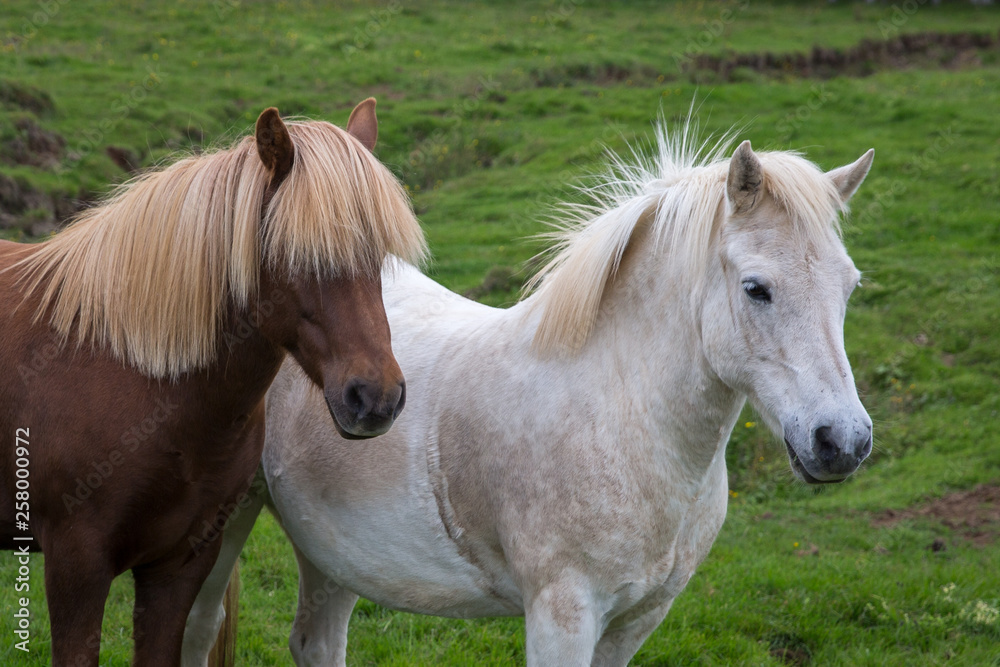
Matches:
[745,421,756,428]
[793,542,799,548]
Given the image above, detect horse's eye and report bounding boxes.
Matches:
[742,280,771,303]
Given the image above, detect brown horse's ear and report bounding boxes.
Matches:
[255,107,295,182]
[346,97,378,152]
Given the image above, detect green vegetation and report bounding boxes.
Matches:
[2,1,999,664]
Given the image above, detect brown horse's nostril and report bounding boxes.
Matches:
[393,381,406,420]
[342,378,405,424]
[342,378,376,421]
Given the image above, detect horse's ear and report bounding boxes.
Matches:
[726,140,763,216]
[827,148,874,205]
[346,97,378,152]
[255,107,295,182]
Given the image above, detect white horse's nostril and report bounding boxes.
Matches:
[808,422,871,477]
[813,425,839,464]
[855,428,873,461]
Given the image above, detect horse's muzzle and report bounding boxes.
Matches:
[326,379,406,439]
[784,419,872,484]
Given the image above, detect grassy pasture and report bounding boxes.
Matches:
[2,1,999,665]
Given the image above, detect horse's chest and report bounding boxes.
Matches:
[611,478,729,616]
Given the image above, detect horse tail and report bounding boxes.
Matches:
[207,561,241,667]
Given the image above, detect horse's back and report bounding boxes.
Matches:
[382,260,501,332]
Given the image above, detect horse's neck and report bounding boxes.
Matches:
[211,310,286,404]
[579,235,742,481]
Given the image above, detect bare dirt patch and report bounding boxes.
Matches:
[872,483,1000,547]
[2,116,66,169]
[683,30,1000,82]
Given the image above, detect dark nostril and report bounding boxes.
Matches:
[857,430,873,460]
[813,425,839,464]
[342,379,370,420]
[393,381,406,420]
[342,379,404,424]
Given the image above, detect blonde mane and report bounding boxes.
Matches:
[13,120,426,379]
[527,120,844,355]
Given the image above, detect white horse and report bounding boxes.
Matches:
[183,122,875,666]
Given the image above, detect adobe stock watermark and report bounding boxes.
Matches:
[341,0,403,59]
[876,254,997,386]
[775,83,835,136]
[854,121,959,229]
[12,428,33,653]
[211,0,240,20]
[9,0,71,49]
[530,116,631,210]
[18,287,286,389]
[672,0,751,73]
[407,74,503,173]
[223,288,288,348]
[534,0,585,28]
[61,399,180,514]
[58,65,165,175]
[15,331,63,387]
[187,473,267,556]
[878,0,935,39]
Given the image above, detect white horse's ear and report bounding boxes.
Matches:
[726,140,763,216]
[828,149,874,205]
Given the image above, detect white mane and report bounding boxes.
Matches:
[525,118,845,355]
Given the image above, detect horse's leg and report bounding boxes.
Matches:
[590,599,674,667]
[131,538,226,667]
[524,580,601,667]
[45,546,114,667]
[181,469,266,667]
[288,545,359,667]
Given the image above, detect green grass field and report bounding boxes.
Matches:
[2,1,999,664]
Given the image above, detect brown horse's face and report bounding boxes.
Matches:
[259,268,404,439]
[251,103,409,439]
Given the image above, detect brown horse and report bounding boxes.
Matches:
[0,99,425,666]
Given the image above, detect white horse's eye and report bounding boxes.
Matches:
[742,280,772,303]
